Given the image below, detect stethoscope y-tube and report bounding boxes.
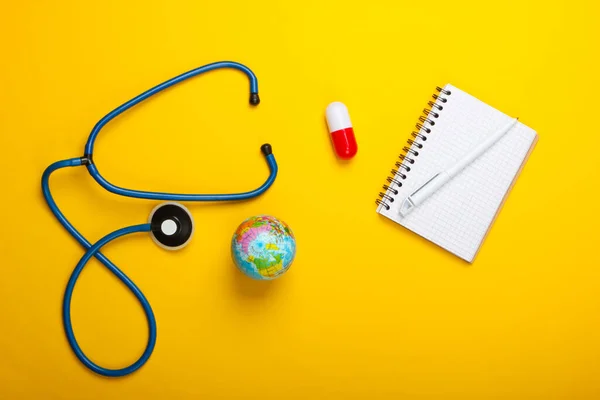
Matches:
[41,61,278,377]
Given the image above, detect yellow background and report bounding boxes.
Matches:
[1,0,599,399]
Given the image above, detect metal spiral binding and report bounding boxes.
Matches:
[375,86,451,210]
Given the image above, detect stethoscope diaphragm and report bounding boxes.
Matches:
[148,202,194,250]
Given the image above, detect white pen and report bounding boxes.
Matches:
[399,117,519,217]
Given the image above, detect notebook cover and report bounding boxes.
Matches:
[376,84,537,262]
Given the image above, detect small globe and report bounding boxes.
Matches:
[231,215,296,280]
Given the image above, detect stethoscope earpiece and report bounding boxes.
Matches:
[148,202,194,250]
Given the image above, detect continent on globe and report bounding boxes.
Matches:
[231,215,296,280]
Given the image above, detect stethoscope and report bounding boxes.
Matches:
[41,61,278,377]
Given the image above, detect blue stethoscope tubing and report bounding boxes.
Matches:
[41,61,278,377]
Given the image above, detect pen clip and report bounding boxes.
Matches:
[409,173,440,197]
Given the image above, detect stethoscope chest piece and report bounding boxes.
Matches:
[149,202,194,250]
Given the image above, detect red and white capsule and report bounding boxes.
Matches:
[326,102,358,159]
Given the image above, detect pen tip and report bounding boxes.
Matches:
[399,198,415,217]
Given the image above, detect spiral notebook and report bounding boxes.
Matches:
[376,84,537,262]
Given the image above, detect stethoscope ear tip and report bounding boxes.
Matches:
[250,93,260,106]
[261,143,272,156]
[148,202,194,251]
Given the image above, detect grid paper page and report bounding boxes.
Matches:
[377,84,537,262]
